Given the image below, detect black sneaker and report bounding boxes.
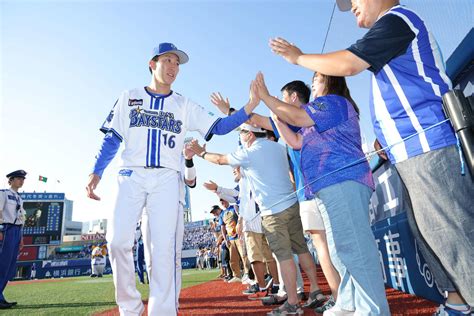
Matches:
[242,283,259,295]
[270,285,279,295]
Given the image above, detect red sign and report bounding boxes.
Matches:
[18,246,38,261]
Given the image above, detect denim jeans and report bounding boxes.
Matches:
[316,181,390,316]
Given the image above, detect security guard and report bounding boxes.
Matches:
[0,170,26,309]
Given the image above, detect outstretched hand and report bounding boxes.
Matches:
[86,174,101,201]
[269,37,303,65]
[203,180,218,192]
[210,92,231,115]
[189,139,206,157]
[254,72,270,99]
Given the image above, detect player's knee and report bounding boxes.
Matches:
[108,237,133,254]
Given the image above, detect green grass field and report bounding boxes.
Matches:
[2,269,219,315]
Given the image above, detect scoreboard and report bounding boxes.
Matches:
[20,192,66,246]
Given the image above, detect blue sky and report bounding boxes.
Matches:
[1,0,471,223]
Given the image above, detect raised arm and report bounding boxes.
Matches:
[210,92,232,116]
[271,113,303,150]
[269,37,370,76]
[254,72,315,128]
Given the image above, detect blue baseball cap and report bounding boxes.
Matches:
[151,42,189,65]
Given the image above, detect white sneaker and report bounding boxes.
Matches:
[241,275,253,285]
[323,306,355,316]
[227,277,242,283]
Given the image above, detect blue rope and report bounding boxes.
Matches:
[264,118,453,210]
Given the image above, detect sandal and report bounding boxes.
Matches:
[302,289,326,308]
[261,295,287,306]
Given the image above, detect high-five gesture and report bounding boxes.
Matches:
[210,92,231,115]
[254,72,271,100]
[269,37,303,65]
[183,141,196,160]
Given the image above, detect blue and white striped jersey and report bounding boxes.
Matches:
[348,5,456,163]
[102,87,218,171]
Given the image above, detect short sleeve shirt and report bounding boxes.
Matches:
[299,95,374,197]
[348,5,455,163]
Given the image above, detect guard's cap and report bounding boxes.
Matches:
[6,170,27,179]
[336,0,352,11]
[238,123,266,133]
[151,42,189,64]
[210,205,221,214]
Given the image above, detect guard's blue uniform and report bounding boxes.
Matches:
[0,170,26,308]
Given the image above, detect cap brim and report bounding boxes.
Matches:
[168,50,189,64]
[336,0,352,11]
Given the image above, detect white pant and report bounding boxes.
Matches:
[106,168,181,316]
[141,202,184,309]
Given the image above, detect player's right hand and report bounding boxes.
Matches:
[86,174,101,201]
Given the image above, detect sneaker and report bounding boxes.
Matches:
[265,275,273,289]
[242,274,252,285]
[267,301,303,315]
[270,285,280,295]
[262,295,287,306]
[303,289,326,308]
[297,292,307,301]
[433,304,472,316]
[243,283,260,295]
[315,296,336,314]
[249,289,269,300]
[224,275,233,282]
[227,276,242,283]
[323,306,355,316]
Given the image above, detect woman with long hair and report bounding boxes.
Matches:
[254,72,390,316]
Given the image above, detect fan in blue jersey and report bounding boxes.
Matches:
[269,0,473,314]
[85,42,260,316]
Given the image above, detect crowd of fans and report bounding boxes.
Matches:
[182,226,215,250]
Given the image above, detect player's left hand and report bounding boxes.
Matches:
[86,174,101,201]
[210,92,231,115]
[183,141,196,159]
[269,37,303,65]
[19,237,24,250]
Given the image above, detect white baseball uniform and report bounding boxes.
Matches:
[103,88,217,316]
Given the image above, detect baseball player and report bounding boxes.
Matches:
[86,42,259,315]
[0,170,27,309]
[91,244,106,277]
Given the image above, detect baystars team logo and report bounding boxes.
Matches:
[129,108,182,134]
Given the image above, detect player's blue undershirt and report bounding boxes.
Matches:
[92,106,250,177]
